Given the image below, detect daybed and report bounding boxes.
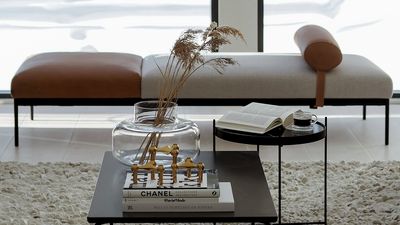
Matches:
[11,52,392,146]
[11,25,393,146]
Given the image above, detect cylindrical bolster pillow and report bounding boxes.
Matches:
[294,25,342,71]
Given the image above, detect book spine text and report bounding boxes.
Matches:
[123,197,218,203]
[122,189,220,198]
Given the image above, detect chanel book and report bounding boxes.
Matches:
[216,102,296,134]
[122,182,234,212]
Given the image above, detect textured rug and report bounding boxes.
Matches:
[0,161,399,225]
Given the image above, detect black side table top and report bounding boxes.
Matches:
[215,122,326,146]
[87,151,278,224]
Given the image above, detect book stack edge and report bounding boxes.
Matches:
[122,182,234,212]
[122,170,234,212]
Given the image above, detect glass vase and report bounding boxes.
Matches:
[112,100,200,166]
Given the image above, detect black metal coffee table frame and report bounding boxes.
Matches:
[213,118,328,225]
[87,151,278,225]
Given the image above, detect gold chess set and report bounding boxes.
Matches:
[130,144,205,186]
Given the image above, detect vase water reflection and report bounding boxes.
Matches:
[112,101,200,166]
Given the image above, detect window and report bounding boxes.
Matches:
[264,0,400,91]
[0,0,210,91]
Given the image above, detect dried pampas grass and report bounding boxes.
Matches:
[139,22,244,164]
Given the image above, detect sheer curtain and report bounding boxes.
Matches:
[264,0,400,91]
[0,0,210,91]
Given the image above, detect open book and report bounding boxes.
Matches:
[216,102,296,134]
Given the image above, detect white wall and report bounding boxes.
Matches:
[218,0,258,52]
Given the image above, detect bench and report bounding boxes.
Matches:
[11,52,392,146]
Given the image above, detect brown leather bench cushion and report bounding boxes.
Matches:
[11,52,142,98]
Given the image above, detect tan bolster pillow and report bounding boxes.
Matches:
[294,25,342,71]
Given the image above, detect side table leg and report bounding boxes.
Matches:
[30,105,34,120]
[363,105,366,120]
[213,119,216,152]
[278,145,282,224]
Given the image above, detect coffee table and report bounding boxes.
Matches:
[213,118,327,225]
[87,151,278,224]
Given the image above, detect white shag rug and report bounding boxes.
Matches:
[0,161,399,225]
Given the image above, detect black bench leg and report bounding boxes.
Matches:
[385,102,389,145]
[213,119,216,152]
[30,105,34,120]
[14,102,19,147]
[363,105,366,120]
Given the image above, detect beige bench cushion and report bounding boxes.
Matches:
[141,53,393,99]
[11,52,142,99]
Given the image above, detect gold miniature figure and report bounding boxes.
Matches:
[130,144,205,186]
[158,143,179,155]
[157,165,164,186]
[197,162,205,183]
[131,146,158,183]
[172,157,205,184]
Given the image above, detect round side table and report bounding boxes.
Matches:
[213,118,328,225]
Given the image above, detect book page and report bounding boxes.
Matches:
[216,111,282,133]
[218,111,277,128]
[241,102,295,127]
[281,111,294,127]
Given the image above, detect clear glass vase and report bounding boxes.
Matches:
[112,100,200,166]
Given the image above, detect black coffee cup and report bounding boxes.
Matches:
[294,118,313,127]
[292,110,317,130]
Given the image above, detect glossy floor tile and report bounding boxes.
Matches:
[0,102,399,164]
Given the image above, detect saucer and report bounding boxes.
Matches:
[285,124,314,132]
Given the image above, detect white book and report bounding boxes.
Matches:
[216,102,296,134]
[122,182,234,212]
[123,197,218,204]
[123,187,220,198]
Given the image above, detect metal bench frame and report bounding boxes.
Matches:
[13,98,390,147]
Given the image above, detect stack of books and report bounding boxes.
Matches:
[122,169,234,212]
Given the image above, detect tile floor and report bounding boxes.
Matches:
[1,100,399,164]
